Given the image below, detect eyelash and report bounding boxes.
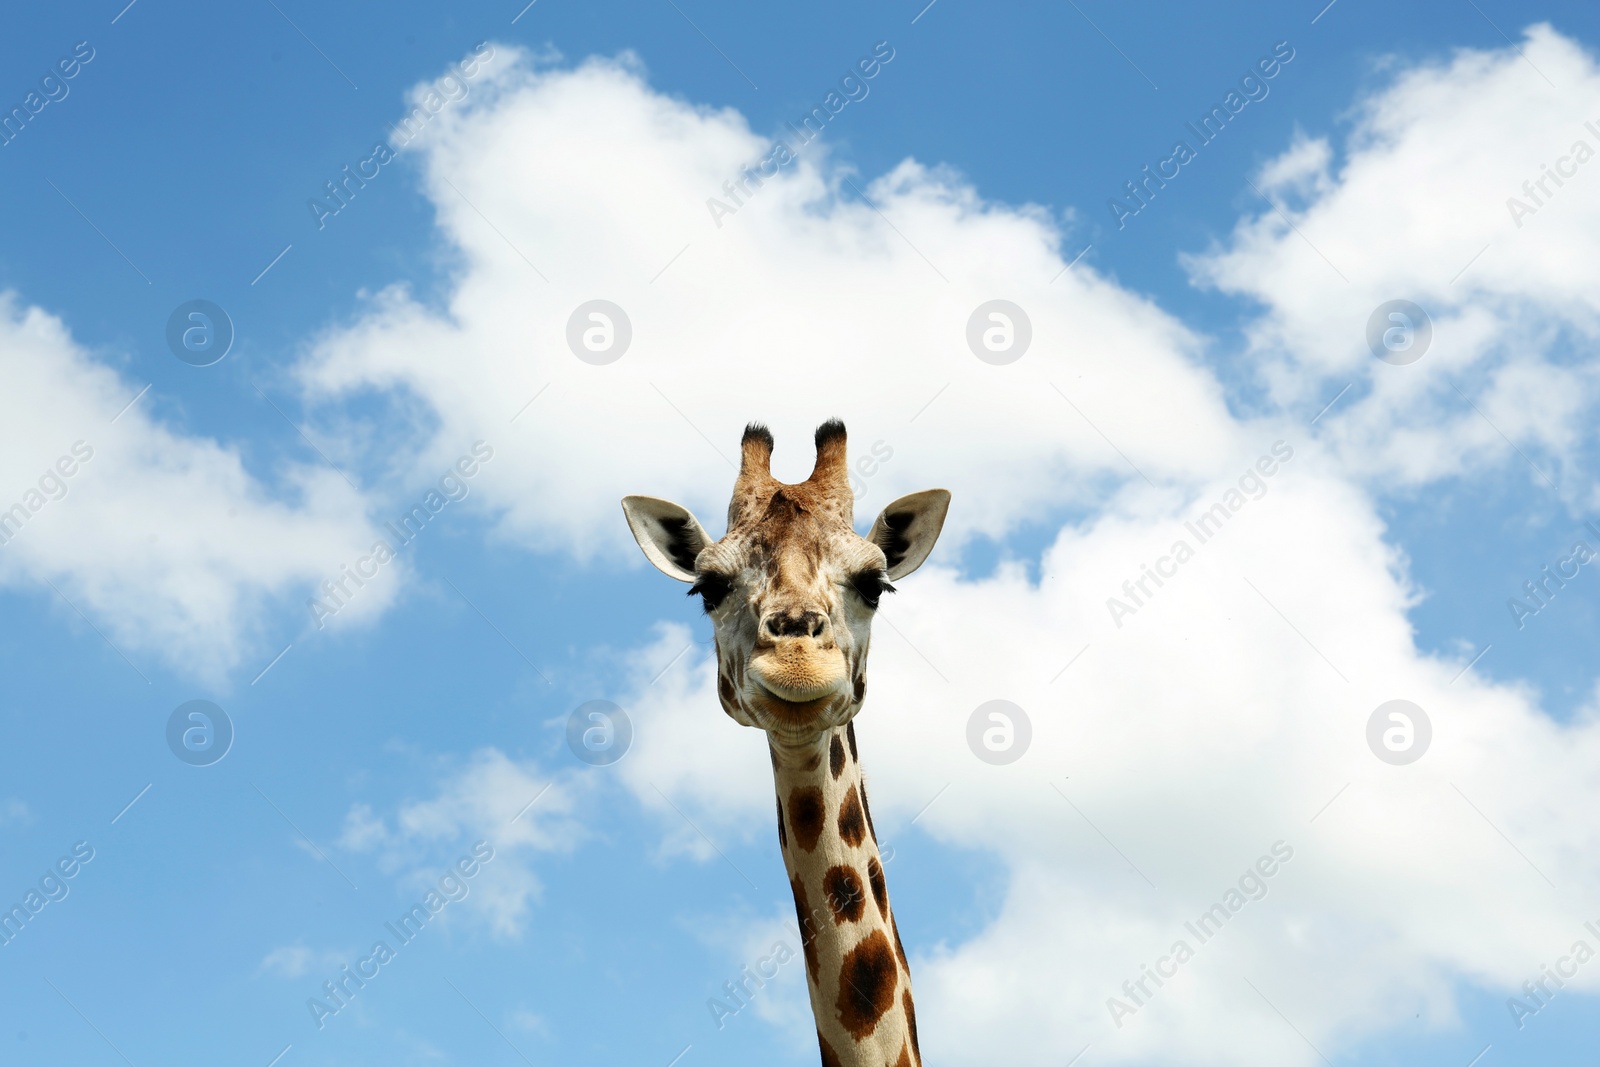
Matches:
[688,572,895,614]
[850,571,896,610]
[687,573,732,613]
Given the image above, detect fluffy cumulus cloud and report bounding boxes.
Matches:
[0,297,383,681]
[336,748,586,939]
[616,623,774,851]
[210,25,1600,1065]
[620,450,1600,1063]
[294,48,1239,554]
[1188,23,1600,500]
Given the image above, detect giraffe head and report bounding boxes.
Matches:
[623,420,950,746]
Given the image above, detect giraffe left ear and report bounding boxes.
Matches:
[622,496,711,582]
[868,489,951,580]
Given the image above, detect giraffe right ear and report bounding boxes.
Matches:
[621,496,711,582]
[868,489,951,580]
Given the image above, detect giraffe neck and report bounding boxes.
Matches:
[772,722,919,1067]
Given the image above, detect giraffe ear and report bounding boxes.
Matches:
[621,496,711,582]
[868,489,951,580]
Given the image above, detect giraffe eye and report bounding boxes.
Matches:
[688,572,733,613]
[849,570,896,610]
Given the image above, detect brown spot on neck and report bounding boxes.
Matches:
[867,856,888,918]
[904,989,920,1065]
[790,876,820,984]
[835,929,898,1039]
[788,786,825,852]
[860,778,877,844]
[837,784,867,848]
[891,913,909,973]
[822,864,866,925]
[818,1031,844,1067]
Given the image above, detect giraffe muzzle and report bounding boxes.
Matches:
[747,641,849,708]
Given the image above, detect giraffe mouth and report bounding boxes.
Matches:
[751,676,843,703]
[746,681,846,727]
[745,643,849,727]
[745,662,849,726]
[748,649,846,697]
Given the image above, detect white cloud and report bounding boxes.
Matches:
[0,296,385,681]
[295,48,1241,557]
[1187,23,1600,500]
[616,623,775,855]
[620,449,1600,1064]
[696,903,815,1050]
[336,748,586,939]
[252,30,1600,1064]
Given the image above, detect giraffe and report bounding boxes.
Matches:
[622,419,950,1067]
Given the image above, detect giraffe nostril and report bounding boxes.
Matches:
[765,610,828,638]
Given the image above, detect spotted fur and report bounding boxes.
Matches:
[835,929,898,1039]
[624,423,944,1067]
[837,785,867,848]
[789,786,825,852]
[791,875,820,982]
[772,727,918,1066]
[867,857,888,918]
[823,864,867,925]
[903,990,920,1063]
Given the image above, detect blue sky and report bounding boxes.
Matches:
[2,1,1600,1065]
